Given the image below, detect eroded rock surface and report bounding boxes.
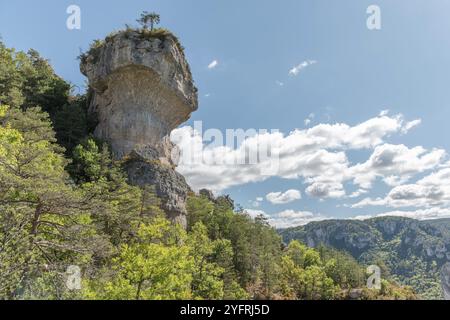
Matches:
[125,153,191,227]
[80,30,198,226]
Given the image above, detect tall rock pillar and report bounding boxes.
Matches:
[80,29,198,227]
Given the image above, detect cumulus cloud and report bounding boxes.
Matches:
[289,60,317,76]
[249,197,264,207]
[305,182,346,199]
[245,209,267,219]
[266,189,301,204]
[350,144,445,189]
[352,166,450,209]
[349,189,368,198]
[304,113,315,127]
[171,113,428,194]
[207,60,218,69]
[245,209,328,228]
[401,119,422,134]
[353,207,450,221]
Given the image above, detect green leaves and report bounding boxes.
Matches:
[0,41,70,115]
[280,241,338,300]
[84,218,192,300]
[137,11,161,31]
[0,105,90,298]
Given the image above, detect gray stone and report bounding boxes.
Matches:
[125,154,191,228]
[199,189,215,202]
[80,30,198,225]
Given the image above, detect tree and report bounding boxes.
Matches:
[137,11,160,31]
[279,241,338,300]
[0,41,70,117]
[53,95,88,154]
[84,217,193,300]
[187,223,224,299]
[0,105,97,299]
[69,138,161,246]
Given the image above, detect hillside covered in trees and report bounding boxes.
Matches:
[0,39,418,300]
[279,217,450,299]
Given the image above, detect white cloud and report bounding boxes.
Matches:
[401,119,422,134]
[249,197,264,207]
[304,113,315,127]
[305,182,346,199]
[379,109,390,117]
[350,144,445,189]
[245,209,328,228]
[289,60,317,76]
[245,209,267,219]
[172,113,429,194]
[266,189,301,204]
[352,166,450,209]
[249,206,450,228]
[207,60,218,69]
[276,80,284,87]
[353,207,450,221]
[349,189,368,198]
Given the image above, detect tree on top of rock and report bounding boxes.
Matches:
[137,11,160,31]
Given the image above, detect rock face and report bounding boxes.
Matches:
[125,153,191,226]
[80,30,198,227]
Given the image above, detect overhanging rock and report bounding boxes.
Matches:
[80,29,198,227]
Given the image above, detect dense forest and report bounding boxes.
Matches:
[280,217,450,299]
[0,40,417,300]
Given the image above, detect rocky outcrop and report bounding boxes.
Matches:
[281,220,381,256]
[80,29,198,226]
[199,189,215,202]
[125,153,191,227]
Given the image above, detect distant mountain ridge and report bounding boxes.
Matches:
[279,216,450,299]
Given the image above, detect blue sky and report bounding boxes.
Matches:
[2,0,450,227]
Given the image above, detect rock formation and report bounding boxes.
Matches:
[80,29,198,227]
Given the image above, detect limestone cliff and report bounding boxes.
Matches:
[80,29,198,227]
[441,263,450,300]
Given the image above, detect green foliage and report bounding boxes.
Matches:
[187,195,282,299]
[188,223,225,299]
[0,40,88,155]
[317,246,366,289]
[279,241,338,300]
[0,105,95,298]
[358,279,417,300]
[53,95,88,153]
[69,138,160,247]
[84,217,192,300]
[280,217,448,299]
[0,42,70,116]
